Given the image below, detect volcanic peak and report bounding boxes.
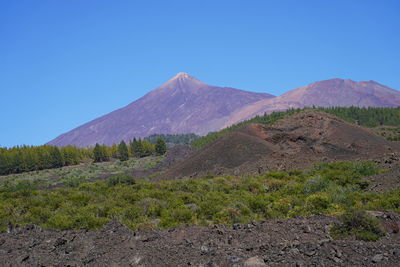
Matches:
[161,72,206,89]
[171,72,194,80]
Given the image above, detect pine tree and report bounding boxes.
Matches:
[142,140,155,156]
[48,146,64,168]
[100,145,110,162]
[129,138,137,156]
[155,138,167,155]
[93,143,103,163]
[110,144,118,158]
[117,141,129,161]
[131,138,145,158]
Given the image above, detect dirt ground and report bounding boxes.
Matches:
[1,213,399,266]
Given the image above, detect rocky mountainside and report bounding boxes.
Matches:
[225,79,400,127]
[47,73,273,147]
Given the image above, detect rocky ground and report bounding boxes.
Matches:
[367,153,400,192]
[1,213,399,266]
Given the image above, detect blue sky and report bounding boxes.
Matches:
[0,0,399,147]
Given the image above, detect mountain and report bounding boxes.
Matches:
[48,72,274,147]
[224,79,400,127]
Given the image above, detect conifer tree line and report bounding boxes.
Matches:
[318,106,400,127]
[144,133,199,146]
[253,106,400,128]
[0,138,167,175]
[0,145,85,175]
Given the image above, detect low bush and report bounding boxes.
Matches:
[305,193,330,212]
[1,179,36,193]
[65,175,86,188]
[107,174,136,186]
[330,209,385,241]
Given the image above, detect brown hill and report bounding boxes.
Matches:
[163,111,400,179]
[47,73,273,147]
[225,79,400,127]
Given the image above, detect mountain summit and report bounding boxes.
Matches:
[48,73,273,147]
[156,72,206,93]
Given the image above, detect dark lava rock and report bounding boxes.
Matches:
[0,214,400,266]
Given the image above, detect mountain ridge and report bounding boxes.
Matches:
[224,78,400,127]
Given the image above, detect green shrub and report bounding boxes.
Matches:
[271,198,292,216]
[266,179,286,192]
[330,209,385,241]
[107,174,136,186]
[304,176,331,195]
[65,175,86,187]
[213,207,242,224]
[123,206,143,220]
[267,171,288,179]
[351,162,379,176]
[3,179,35,193]
[160,207,194,228]
[312,162,376,188]
[28,206,52,224]
[247,195,270,213]
[136,197,164,217]
[305,193,330,212]
[46,214,75,230]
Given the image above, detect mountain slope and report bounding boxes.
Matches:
[48,73,273,147]
[225,79,400,127]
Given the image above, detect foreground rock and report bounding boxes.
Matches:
[1,215,399,266]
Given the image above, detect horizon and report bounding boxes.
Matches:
[1,0,399,147]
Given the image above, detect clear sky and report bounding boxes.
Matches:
[0,0,399,147]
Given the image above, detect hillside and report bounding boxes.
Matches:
[164,111,400,179]
[47,73,273,147]
[225,79,400,126]
[192,106,400,149]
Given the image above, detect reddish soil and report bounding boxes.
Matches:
[162,111,400,179]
